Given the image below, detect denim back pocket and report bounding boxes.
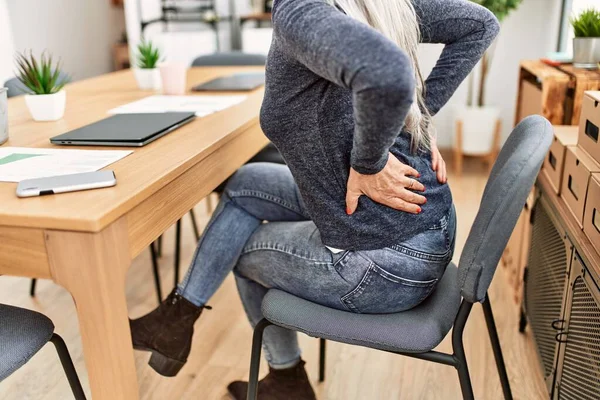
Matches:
[340,262,438,314]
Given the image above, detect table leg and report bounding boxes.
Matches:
[46,217,139,400]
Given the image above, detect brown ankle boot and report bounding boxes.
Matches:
[227,360,317,400]
[130,289,209,377]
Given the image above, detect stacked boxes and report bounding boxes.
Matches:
[556,91,600,248]
[541,125,579,194]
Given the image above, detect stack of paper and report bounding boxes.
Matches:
[108,95,247,117]
[0,147,132,182]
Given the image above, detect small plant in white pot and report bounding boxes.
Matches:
[454,0,522,174]
[571,8,600,69]
[15,51,69,122]
[134,40,162,90]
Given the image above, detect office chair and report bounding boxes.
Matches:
[245,115,553,400]
[0,304,86,399]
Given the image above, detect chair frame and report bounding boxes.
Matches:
[50,333,87,400]
[246,293,512,400]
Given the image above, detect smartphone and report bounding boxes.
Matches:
[16,170,117,198]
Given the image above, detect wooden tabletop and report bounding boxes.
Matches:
[0,66,265,232]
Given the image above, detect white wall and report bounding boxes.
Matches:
[6,0,125,82]
[418,0,564,147]
[0,0,15,84]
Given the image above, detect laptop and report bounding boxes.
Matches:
[50,112,196,147]
[192,72,265,92]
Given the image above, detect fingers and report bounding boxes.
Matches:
[431,148,439,171]
[403,176,425,192]
[402,164,421,178]
[345,188,361,215]
[384,197,422,214]
[398,189,427,205]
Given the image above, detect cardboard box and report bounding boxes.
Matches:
[561,146,600,227]
[518,80,543,120]
[542,125,579,194]
[584,173,600,250]
[578,91,600,163]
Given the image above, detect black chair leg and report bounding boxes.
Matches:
[174,219,182,287]
[149,243,163,304]
[189,209,201,241]
[247,319,273,400]
[50,334,87,400]
[156,235,163,257]
[483,297,513,400]
[319,338,326,382]
[452,301,474,400]
[30,279,37,297]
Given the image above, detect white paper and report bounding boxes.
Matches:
[0,147,132,182]
[108,95,247,117]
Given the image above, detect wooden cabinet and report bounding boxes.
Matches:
[515,61,600,127]
[523,174,600,398]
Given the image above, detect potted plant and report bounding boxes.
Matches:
[454,0,522,167]
[15,51,69,122]
[571,8,600,69]
[134,40,162,90]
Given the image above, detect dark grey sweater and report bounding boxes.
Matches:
[260,0,500,250]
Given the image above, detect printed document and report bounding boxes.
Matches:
[108,95,247,117]
[0,147,132,182]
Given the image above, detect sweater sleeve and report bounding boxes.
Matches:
[272,0,416,175]
[414,0,500,115]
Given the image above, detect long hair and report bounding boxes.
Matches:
[327,0,433,150]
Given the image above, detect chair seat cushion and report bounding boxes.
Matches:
[261,263,461,353]
[0,304,54,381]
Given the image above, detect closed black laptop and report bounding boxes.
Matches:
[50,112,196,147]
[192,72,265,92]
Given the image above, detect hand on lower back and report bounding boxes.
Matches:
[346,153,426,215]
[430,137,447,184]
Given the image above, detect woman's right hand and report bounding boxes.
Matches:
[346,153,426,215]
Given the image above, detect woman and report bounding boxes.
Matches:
[131,0,499,398]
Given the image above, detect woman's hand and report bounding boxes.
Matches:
[430,137,447,184]
[346,153,426,215]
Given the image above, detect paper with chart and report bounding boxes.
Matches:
[0,147,132,182]
[108,95,247,117]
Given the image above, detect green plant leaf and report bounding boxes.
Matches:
[571,8,600,38]
[13,50,68,95]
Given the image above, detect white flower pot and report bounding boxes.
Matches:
[24,90,66,122]
[455,106,501,155]
[134,68,162,90]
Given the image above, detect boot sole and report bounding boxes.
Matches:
[133,344,185,377]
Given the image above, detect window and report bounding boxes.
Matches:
[558,0,599,52]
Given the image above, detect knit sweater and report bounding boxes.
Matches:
[260,0,500,250]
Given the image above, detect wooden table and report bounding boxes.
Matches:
[0,67,268,399]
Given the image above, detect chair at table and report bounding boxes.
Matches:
[245,115,553,400]
[0,303,86,399]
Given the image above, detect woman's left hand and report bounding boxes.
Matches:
[430,137,447,184]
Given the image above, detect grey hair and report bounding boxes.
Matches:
[327,0,433,150]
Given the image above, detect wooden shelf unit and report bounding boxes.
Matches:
[515,61,600,127]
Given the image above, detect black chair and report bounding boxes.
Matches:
[246,116,554,400]
[0,303,86,399]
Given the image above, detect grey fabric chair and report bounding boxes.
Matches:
[246,115,554,400]
[0,304,86,399]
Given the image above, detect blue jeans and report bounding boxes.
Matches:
[178,163,456,369]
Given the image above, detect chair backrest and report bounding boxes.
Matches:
[4,77,28,98]
[457,115,553,303]
[191,51,267,67]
